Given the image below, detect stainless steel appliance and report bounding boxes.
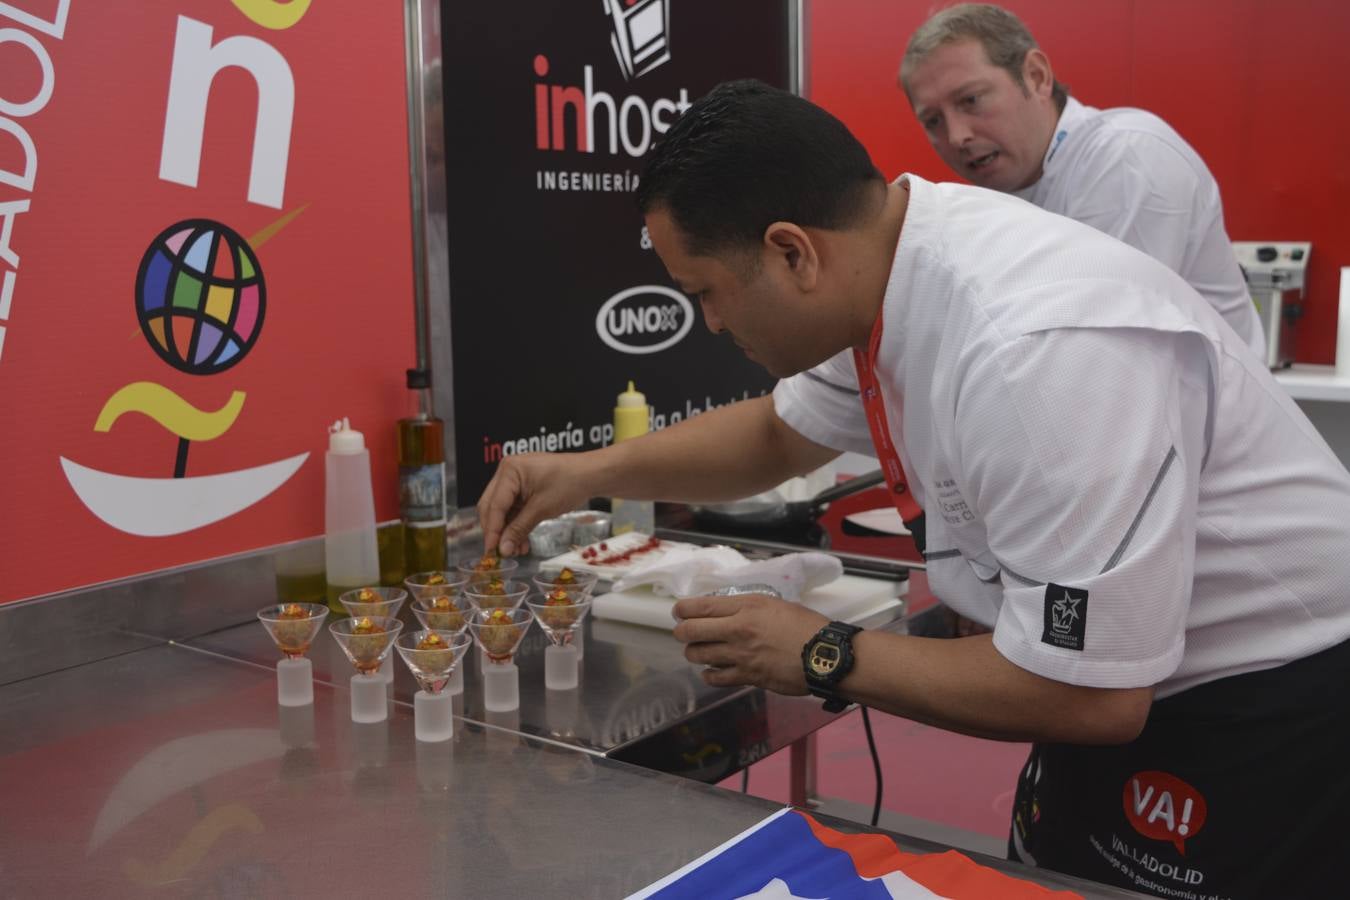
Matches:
[1233,241,1312,369]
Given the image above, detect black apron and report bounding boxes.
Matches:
[1009,637,1350,900]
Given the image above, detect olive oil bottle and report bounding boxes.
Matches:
[398,368,448,574]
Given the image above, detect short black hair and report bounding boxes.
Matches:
[636,80,884,257]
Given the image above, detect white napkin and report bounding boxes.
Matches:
[610,545,842,601]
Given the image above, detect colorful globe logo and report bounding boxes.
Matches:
[135,219,265,375]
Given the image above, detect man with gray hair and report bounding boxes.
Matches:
[901,3,1264,359]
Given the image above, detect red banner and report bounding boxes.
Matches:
[0,1,415,602]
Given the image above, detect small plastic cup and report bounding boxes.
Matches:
[526,592,591,691]
[469,607,531,713]
[525,592,592,647]
[338,588,407,682]
[396,629,472,742]
[330,615,403,722]
[258,602,328,706]
[411,596,473,694]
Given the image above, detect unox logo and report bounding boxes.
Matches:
[604,0,671,80]
[596,285,693,355]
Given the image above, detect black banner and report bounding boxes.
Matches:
[441,0,791,502]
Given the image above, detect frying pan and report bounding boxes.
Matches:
[690,470,886,532]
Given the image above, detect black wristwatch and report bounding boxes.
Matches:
[801,621,862,713]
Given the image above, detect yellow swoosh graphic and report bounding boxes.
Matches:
[232,0,312,30]
[249,201,308,249]
[122,802,264,886]
[95,382,246,441]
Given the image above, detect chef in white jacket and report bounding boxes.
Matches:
[477,81,1350,899]
[900,3,1265,359]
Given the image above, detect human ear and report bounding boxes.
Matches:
[763,222,818,290]
[1023,49,1054,100]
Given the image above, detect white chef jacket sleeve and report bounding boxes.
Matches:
[1058,131,1198,274]
[956,325,1210,688]
[772,350,874,455]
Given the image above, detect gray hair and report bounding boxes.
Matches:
[900,4,1068,110]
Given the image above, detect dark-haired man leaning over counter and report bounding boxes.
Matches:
[477,80,1350,899]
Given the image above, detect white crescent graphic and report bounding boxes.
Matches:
[88,729,282,852]
[60,453,309,537]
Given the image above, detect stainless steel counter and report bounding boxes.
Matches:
[0,640,778,897]
[186,610,851,780]
[0,636,1142,898]
[0,535,1146,897]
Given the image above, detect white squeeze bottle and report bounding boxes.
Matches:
[610,380,656,536]
[324,417,380,615]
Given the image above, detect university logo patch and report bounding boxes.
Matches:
[1042,583,1088,651]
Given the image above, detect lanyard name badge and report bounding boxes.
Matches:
[853,315,923,524]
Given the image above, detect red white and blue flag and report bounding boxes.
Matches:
[629,809,1080,899]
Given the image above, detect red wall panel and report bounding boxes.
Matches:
[808,0,1350,363]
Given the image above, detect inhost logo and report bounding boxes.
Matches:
[596,285,693,355]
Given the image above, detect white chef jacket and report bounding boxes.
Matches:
[775,174,1350,698]
[1014,97,1265,360]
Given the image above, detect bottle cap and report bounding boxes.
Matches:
[616,380,646,408]
[328,417,366,454]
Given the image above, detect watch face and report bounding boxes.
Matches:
[809,642,840,675]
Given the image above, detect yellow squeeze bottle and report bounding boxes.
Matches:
[611,380,655,535]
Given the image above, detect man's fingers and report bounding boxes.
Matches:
[672,595,742,623]
[498,499,546,558]
[673,615,738,645]
[700,666,750,688]
[476,468,518,554]
[683,641,740,668]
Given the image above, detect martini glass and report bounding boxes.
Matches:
[330,615,403,723]
[526,592,591,690]
[463,578,530,612]
[396,630,471,742]
[410,595,473,694]
[257,602,328,706]
[530,573,594,660]
[531,568,599,598]
[467,607,532,712]
[339,587,407,683]
[405,571,468,607]
[456,554,520,587]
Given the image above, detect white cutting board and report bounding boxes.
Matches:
[540,532,698,582]
[592,574,905,631]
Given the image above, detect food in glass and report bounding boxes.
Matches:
[425,594,466,630]
[258,602,328,659]
[478,609,523,660]
[347,616,391,673]
[415,630,455,669]
[539,589,582,630]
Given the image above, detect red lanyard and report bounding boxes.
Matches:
[852,314,923,523]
